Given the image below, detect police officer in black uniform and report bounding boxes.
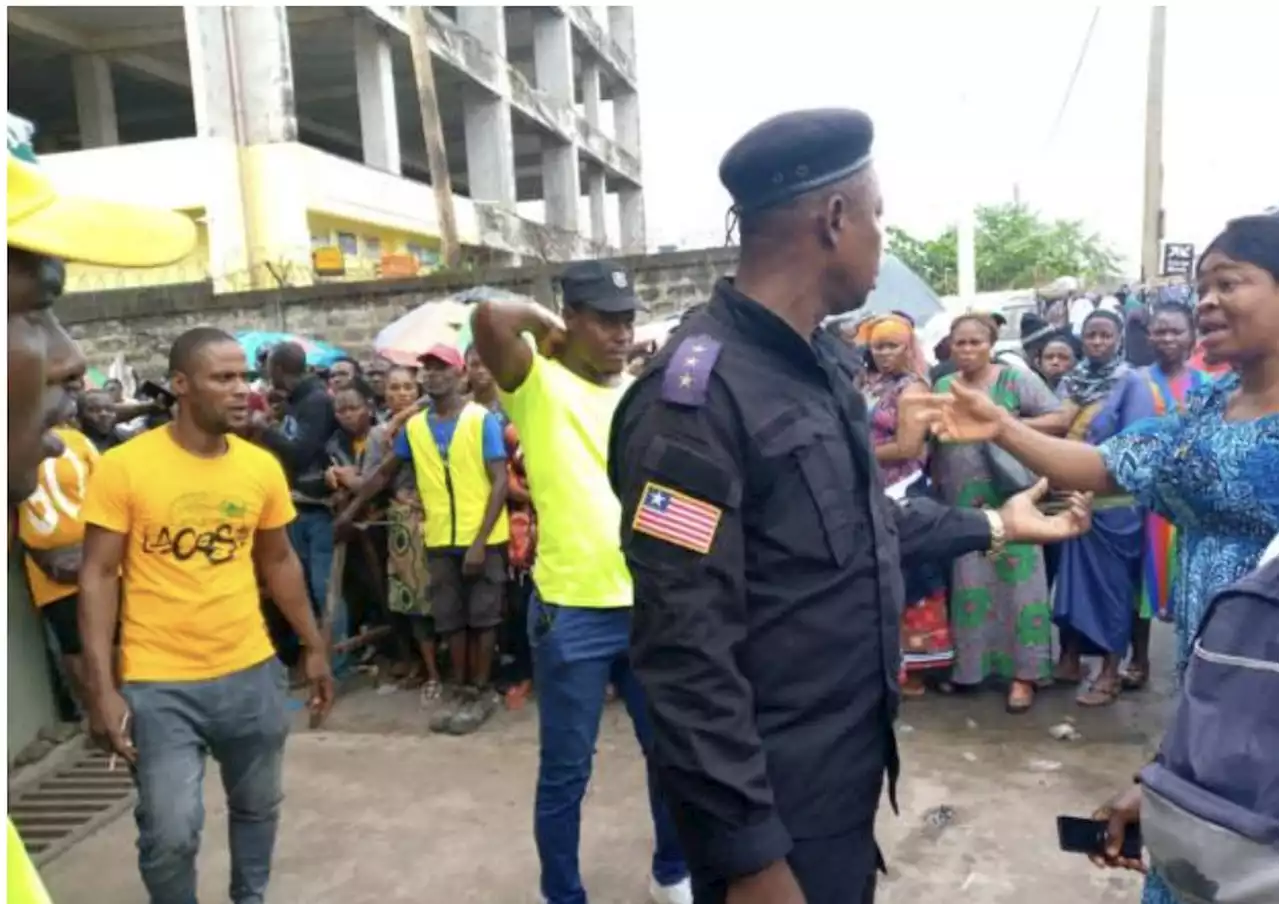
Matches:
[607,109,1093,904]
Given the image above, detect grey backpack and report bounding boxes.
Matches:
[1139,550,1279,904]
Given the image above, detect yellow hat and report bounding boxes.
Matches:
[6,113,197,267]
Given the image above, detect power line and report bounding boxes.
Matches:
[1041,7,1101,154]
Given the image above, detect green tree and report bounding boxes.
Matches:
[887,202,1122,296]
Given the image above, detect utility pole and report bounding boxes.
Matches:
[955,89,977,299]
[1139,6,1167,282]
[406,6,462,269]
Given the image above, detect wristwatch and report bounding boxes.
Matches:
[983,509,1007,560]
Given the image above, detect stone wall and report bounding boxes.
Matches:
[57,246,737,377]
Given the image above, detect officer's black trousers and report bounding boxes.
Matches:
[691,823,880,904]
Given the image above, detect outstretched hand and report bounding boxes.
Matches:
[904,381,1009,443]
[998,479,1093,545]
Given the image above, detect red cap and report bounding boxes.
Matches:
[419,343,464,369]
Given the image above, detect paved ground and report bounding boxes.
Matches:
[41,628,1173,903]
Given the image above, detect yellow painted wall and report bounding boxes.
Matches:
[308,212,443,281]
[45,139,508,294]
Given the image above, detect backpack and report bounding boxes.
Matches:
[1139,547,1279,904]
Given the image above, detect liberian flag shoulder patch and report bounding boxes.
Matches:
[632,481,723,554]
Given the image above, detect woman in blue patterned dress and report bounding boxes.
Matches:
[927,213,1279,903]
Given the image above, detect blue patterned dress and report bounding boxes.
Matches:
[1098,372,1279,904]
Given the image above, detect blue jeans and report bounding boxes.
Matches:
[122,658,289,904]
[288,506,349,674]
[529,593,688,904]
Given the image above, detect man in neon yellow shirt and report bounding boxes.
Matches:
[472,262,691,904]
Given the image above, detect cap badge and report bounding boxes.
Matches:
[611,270,628,289]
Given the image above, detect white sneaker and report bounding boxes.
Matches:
[649,875,693,904]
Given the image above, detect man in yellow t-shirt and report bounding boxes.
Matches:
[79,327,333,904]
[17,404,100,704]
[7,110,197,904]
[472,262,691,904]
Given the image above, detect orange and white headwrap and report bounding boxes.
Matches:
[867,315,913,344]
[862,314,925,376]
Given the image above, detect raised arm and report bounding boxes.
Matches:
[470,299,565,393]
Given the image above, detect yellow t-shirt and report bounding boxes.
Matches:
[18,427,99,607]
[500,354,633,608]
[81,427,296,682]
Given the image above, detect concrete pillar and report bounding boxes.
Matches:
[588,167,607,245]
[457,6,516,207]
[582,61,602,128]
[607,7,636,61]
[228,6,298,144]
[184,6,237,140]
[354,17,401,174]
[184,5,309,290]
[614,89,641,157]
[620,187,645,253]
[533,11,579,232]
[185,6,297,143]
[71,54,119,148]
[183,6,246,292]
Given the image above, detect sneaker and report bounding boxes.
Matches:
[649,876,693,904]
[446,687,499,736]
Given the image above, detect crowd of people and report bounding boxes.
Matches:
[8,98,1278,904]
[846,291,1234,712]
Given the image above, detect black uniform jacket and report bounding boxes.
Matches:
[608,280,993,881]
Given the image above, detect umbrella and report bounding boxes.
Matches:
[235,331,348,371]
[375,286,532,366]
[822,252,945,337]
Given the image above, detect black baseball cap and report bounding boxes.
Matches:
[559,260,641,313]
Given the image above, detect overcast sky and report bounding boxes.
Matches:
[625,4,1279,274]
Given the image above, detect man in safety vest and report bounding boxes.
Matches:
[337,343,509,735]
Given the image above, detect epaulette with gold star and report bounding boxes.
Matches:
[660,334,723,408]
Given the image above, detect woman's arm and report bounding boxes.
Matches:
[1023,405,1075,436]
[875,381,930,463]
[994,413,1118,494]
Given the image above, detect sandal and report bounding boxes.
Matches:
[418,680,443,707]
[1120,664,1149,691]
[1005,680,1036,714]
[1076,679,1121,707]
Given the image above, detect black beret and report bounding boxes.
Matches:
[719,109,875,214]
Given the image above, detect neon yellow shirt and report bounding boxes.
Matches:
[7,819,52,904]
[500,354,633,608]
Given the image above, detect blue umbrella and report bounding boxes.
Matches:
[235,331,348,371]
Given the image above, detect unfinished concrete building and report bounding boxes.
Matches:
[7,6,645,291]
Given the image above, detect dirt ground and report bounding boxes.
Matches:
[40,630,1172,903]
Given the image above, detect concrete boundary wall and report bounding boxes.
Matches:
[58,246,738,376]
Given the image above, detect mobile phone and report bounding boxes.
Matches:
[1057,815,1142,859]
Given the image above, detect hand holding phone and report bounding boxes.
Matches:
[1057,814,1142,860]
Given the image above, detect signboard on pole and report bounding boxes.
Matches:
[1160,242,1195,278]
